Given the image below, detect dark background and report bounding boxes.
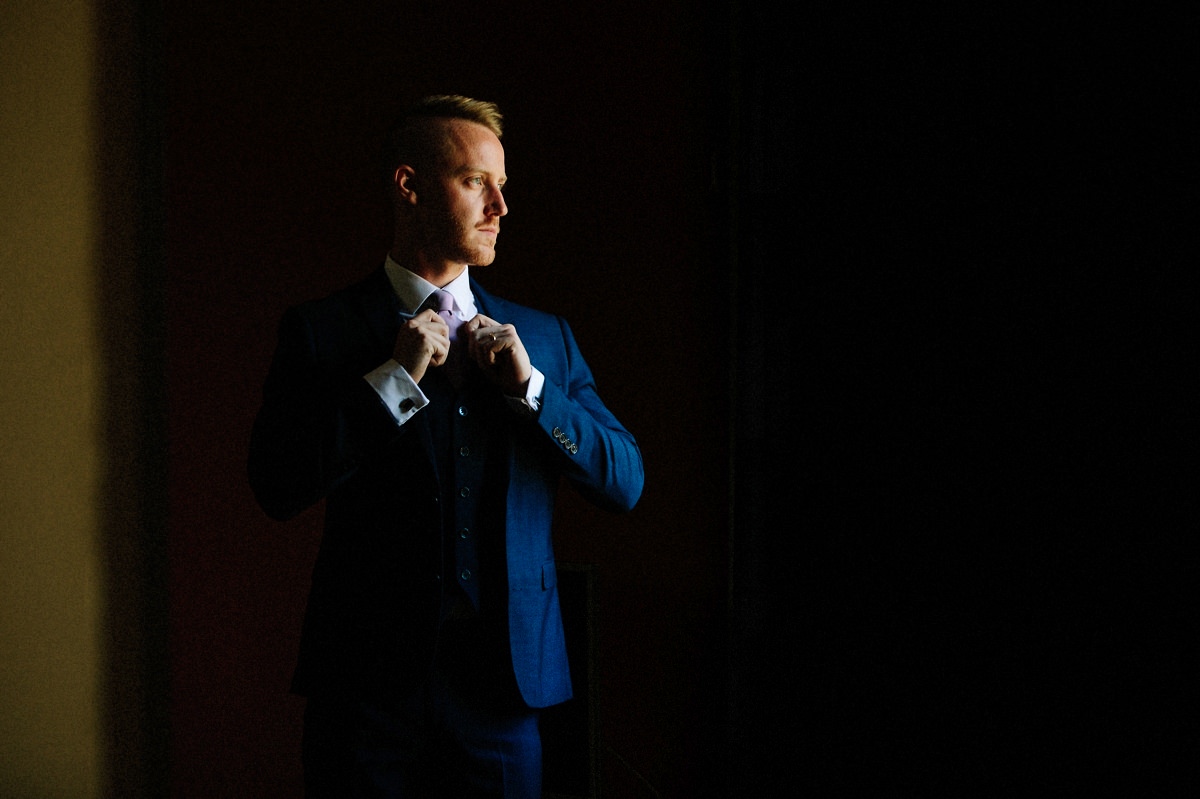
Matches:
[725,5,1195,795]
[140,2,1195,796]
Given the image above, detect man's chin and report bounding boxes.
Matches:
[471,248,497,267]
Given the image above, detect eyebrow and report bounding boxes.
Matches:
[454,164,505,181]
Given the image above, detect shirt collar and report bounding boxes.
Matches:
[384,256,477,318]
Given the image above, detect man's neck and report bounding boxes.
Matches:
[388,247,467,288]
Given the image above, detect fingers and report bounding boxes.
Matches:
[394,314,451,374]
[463,313,498,335]
[416,313,452,361]
[461,314,529,382]
[469,323,515,363]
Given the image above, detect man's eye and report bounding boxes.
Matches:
[469,177,483,186]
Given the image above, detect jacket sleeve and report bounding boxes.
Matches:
[531,316,644,513]
[247,303,404,521]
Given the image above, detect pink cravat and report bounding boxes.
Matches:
[430,289,461,341]
[429,289,466,386]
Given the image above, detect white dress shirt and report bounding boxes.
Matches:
[364,256,544,424]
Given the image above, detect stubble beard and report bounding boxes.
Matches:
[421,206,497,268]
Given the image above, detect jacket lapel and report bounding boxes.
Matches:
[354,268,403,356]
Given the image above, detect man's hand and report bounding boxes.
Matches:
[463,314,532,395]
[392,310,450,383]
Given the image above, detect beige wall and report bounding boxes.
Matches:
[1,1,104,796]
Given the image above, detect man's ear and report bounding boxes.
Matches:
[393,165,418,205]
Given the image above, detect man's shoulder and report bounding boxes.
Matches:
[281,268,396,343]
[291,268,391,315]
[470,281,561,328]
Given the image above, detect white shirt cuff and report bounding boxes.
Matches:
[364,360,428,423]
[506,367,545,416]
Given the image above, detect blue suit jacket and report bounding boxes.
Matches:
[248,268,643,708]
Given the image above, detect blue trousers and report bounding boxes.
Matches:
[301,618,543,798]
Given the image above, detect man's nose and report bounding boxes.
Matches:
[488,187,507,217]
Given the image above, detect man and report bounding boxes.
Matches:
[248,95,644,797]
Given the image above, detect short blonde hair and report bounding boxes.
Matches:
[380,95,503,185]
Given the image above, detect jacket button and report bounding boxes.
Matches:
[460,569,472,582]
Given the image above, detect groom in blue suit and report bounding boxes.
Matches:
[248,95,644,798]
